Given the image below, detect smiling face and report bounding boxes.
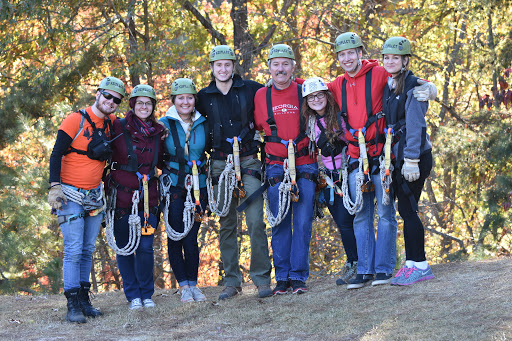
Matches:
[94,89,122,116]
[269,57,295,89]
[173,94,195,118]
[383,54,408,77]
[306,91,327,115]
[133,96,153,121]
[337,48,363,76]
[211,60,234,82]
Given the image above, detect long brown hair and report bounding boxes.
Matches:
[393,55,410,95]
[301,90,341,143]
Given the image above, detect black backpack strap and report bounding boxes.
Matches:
[64,110,95,156]
[265,87,278,140]
[365,68,373,119]
[264,84,307,146]
[119,118,139,172]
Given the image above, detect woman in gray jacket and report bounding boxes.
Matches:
[381,37,434,286]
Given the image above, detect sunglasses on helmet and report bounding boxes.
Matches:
[100,90,122,105]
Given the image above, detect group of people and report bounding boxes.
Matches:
[48,31,437,324]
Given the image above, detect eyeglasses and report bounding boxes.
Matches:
[135,101,153,107]
[307,92,326,102]
[100,90,122,105]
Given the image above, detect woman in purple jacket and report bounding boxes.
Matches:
[106,84,165,310]
[301,77,357,286]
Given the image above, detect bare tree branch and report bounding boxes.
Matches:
[178,0,226,45]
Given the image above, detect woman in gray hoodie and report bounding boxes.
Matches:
[381,37,435,286]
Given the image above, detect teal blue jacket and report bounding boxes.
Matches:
[159,108,208,188]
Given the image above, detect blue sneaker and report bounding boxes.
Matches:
[391,266,434,286]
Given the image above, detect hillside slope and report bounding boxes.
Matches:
[1,257,511,341]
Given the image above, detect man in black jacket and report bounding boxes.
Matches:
[197,45,272,300]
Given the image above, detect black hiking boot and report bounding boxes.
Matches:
[79,282,103,317]
[64,288,86,323]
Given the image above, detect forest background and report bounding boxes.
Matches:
[0,0,511,294]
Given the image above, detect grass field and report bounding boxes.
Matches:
[1,257,511,341]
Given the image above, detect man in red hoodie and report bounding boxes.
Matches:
[325,33,436,289]
[254,44,318,295]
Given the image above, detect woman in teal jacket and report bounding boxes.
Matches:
[159,78,209,303]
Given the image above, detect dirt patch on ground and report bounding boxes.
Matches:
[1,257,511,340]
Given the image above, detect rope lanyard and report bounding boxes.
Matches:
[225,136,246,198]
[379,127,394,205]
[141,174,155,235]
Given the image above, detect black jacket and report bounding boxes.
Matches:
[197,74,263,159]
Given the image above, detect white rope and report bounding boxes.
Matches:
[379,155,394,206]
[105,189,141,256]
[62,184,86,205]
[306,115,317,143]
[62,183,106,213]
[342,157,365,215]
[206,154,237,217]
[164,174,196,241]
[264,159,293,228]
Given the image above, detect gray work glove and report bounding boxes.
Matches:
[413,79,437,101]
[402,158,420,182]
[48,184,67,210]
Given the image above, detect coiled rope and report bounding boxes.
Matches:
[206,154,237,217]
[264,158,293,228]
[105,189,142,256]
[342,157,365,215]
[161,174,197,241]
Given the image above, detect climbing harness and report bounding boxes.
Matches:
[64,109,119,162]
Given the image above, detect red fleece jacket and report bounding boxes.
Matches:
[327,59,388,159]
[254,81,316,165]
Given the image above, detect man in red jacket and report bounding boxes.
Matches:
[254,44,318,295]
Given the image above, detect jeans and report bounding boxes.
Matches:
[212,158,272,287]
[348,162,397,275]
[114,211,156,301]
[167,186,207,287]
[58,200,103,291]
[394,151,433,262]
[322,185,357,264]
[266,162,318,282]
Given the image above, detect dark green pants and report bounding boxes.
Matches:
[211,158,271,287]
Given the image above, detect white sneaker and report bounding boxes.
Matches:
[181,288,194,303]
[142,298,155,308]
[129,298,143,310]
[190,286,206,302]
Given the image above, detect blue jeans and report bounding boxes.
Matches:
[348,162,397,275]
[167,186,207,287]
[322,185,357,264]
[114,211,156,301]
[58,200,103,291]
[266,163,318,282]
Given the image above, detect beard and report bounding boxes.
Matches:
[94,97,116,116]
